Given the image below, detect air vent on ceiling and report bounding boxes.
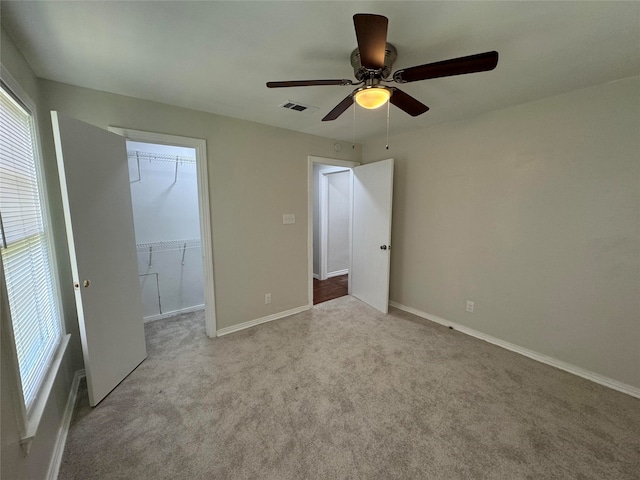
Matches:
[278,100,320,115]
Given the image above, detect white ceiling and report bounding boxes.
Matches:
[2,1,638,142]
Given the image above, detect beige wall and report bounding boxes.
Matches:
[364,76,640,389]
[36,80,361,331]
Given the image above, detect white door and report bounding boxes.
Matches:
[51,111,147,406]
[351,159,394,313]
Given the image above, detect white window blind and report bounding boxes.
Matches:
[0,82,62,413]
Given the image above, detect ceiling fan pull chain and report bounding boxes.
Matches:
[385,100,390,150]
[352,101,356,149]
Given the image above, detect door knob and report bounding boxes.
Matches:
[83,280,91,288]
[380,245,387,250]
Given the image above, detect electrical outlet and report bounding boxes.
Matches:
[265,293,271,304]
[466,300,474,313]
[282,214,295,224]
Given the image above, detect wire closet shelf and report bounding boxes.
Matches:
[127,150,196,165]
[136,239,201,268]
[127,149,197,183]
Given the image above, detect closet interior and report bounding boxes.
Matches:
[127,141,204,321]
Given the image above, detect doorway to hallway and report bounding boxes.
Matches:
[307,155,394,313]
[312,161,354,305]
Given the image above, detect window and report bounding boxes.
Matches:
[0,75,64,424]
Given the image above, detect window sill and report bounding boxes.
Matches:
[19,333,70,455]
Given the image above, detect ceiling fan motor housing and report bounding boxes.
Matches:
[351,43,397,81]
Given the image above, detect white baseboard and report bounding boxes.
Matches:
[216,305,310,337]
[327,269,348,278]
[47,369,85,480]
[389,301,640,399]
[313,273,320,280]
[143,304,205,323]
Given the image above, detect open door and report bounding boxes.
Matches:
[51,111,147,406]
[351,159,394,313]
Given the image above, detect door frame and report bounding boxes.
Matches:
[319,168,351,281]
[307,156,359,306]
[109,127,217,337]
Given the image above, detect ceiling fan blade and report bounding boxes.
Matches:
[267,79,353,88]
[393,51,499,83]
[389,88,429,117]
[322,94,354,121]
[353,14,388,69]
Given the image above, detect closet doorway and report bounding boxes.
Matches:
[128,141,205,319]
[109,127,216,337]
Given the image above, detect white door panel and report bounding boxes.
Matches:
[351,159,394,313]
[52,111,147,406]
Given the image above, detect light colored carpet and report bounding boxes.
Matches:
[58,296,640,479]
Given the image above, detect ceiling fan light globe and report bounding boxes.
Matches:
[355,87,391,109]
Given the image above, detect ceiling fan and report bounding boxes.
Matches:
[266,14,498,122]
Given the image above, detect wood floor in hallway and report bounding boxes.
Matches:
[313,274,349,305]
[313,274,348,305]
